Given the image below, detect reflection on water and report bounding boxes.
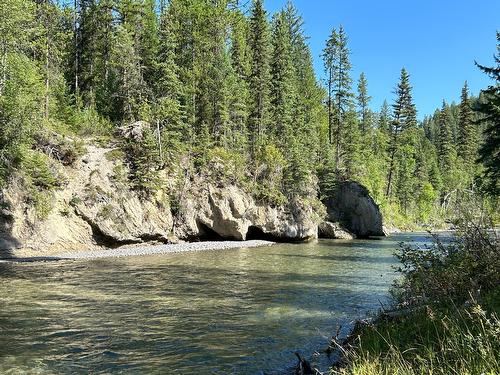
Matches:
[0,233,432,374]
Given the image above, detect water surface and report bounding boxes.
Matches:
[0,233,432,374]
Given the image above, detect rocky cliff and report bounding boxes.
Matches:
[324,181,386,238]
[0,141,322,257]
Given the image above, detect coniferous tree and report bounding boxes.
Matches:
[227,9,250,154]
[378,100,391,133]
[475,32,500,195]
[247,0,270,159]
[386,68,417,197]
[437,101,453,171]
[322,25,353,174]
[269,12,294,145]
[357,72,372,132]
[457,81,476,165]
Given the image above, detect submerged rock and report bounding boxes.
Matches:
[324,181,385,238]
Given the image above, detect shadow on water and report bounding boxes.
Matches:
[267,253,397,264]
[0,235,414,374]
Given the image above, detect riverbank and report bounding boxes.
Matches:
[329,217,500,375]
[0,240,274,261]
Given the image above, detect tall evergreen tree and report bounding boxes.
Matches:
[437,100,453,171]
[475,32,500,195]
[386,68,417,197]
[357,72,372,132]
[378,100,391,133]
[247,0,270,159]
[322,25,353,173]
[457,81,476,164]
[269,12,294,145]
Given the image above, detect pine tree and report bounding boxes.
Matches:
[322,28,335,145]
[149,4,187,167]
[378,100,391,133]
[248,0,270,159]
[357,72,372,132]
[322,25,353,174]
[227,9,250,154]
[112,24,143,121]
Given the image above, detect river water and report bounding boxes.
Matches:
[0,233,432,374]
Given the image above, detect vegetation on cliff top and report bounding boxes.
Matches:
[0,0,498,226]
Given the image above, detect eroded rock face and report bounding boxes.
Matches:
[0,145,175,257]
[318,221,355,240]
[174,183,319,242]
[324,181,385,238]
[0,142,320,257]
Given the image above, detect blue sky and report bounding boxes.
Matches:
[264,0,499,119]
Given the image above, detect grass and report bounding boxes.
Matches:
[331,207,500,375]
[333,294,500,375]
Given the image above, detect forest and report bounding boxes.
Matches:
[0,0,498,228]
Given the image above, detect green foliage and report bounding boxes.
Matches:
[69,106,114,136]
[253,143,287,205]
[22,150,60,219]
[0,52,44,184]
[248,0,271,159]
[126,127,162,194]
[22,150,60,190]
[0,0,496,226]
[393,216,499,306]
[475,32,500,196]
[333,210,500,375]
[202,146,247,186]
[334,301,500,375]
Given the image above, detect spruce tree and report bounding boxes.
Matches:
[357,72,372,132]
[378,100,391,133]
[386,68,417,197]
[228,9,250,154]
[247,0,270,159]
[457,81,476,164]
[269,12,294,145]
[437,100,453,171]
[322,25,353,174]
[475,32,500,195]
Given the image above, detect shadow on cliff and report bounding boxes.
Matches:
[0,199,22,259]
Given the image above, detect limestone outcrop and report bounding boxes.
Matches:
[0,142,320,257]
[324,181,385,238]
[173,184,318,242]
[318,221,355,240]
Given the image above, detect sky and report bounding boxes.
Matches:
[264,0,499,119]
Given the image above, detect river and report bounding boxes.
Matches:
[0,233,433,374]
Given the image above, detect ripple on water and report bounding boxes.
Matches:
[0,233,435,374]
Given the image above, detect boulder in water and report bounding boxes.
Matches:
[324,181,385,238]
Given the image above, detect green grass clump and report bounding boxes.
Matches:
[332,208,500,375]
[334,297,499,375]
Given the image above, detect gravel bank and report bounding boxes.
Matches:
[53,240,275,260]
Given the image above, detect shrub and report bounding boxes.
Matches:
[393,215,499,307]
[69,106,113,136]
[332,205,500,375]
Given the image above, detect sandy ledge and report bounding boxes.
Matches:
[0,240,275,262]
